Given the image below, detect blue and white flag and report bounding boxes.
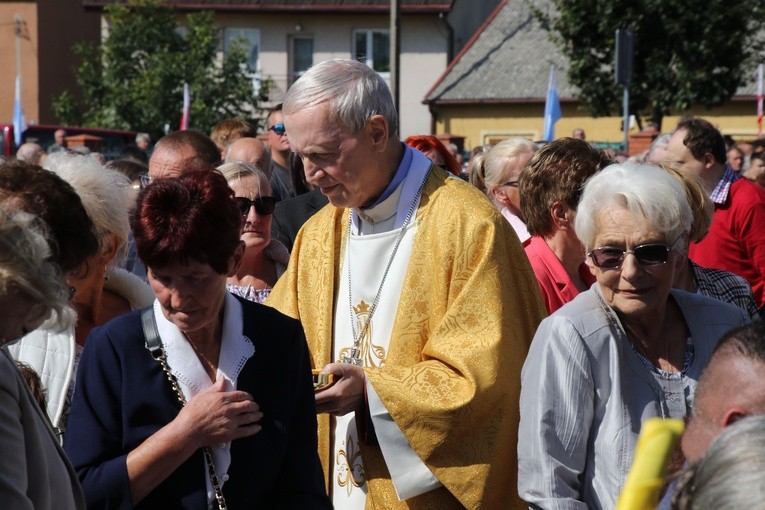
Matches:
[543,65,561,142]
[13,75,26,146]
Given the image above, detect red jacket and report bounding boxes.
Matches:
[689,178,765,307]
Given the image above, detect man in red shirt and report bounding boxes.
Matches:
[666,117,765,308]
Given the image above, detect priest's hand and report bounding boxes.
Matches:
[315,362,366,416]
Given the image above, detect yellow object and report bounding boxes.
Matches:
[267,169,548,509]
[617,418,685,510]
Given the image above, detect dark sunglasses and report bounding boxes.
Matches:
[235,196,277,216]
[587,242,674,269]
[268,123,286,136]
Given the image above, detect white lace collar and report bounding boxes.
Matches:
[153,292,255,400]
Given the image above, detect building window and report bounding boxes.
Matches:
[353,29,389,73]
[224,28,260,72]
[290,36,313,86]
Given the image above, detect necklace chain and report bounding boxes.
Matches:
[152,348,228,510]
[343,168,430,366]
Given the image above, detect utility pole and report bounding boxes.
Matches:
[389,0,400,134]
[615,28,634,154]
[15,15,23,80]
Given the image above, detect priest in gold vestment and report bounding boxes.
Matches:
[267,59,547,509]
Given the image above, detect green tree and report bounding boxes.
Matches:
[530,0,765,130]
[52,0,259,139]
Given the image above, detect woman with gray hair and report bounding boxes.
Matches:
[0,209,85,509]
[518,164,750,509]
[482,137,537,244]
[9,152,154,437]
[672,415,765,509]
[218,161,290,303]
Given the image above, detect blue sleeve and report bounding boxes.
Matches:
[64,325,133,510]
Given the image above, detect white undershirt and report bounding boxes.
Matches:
[331,149,442,508]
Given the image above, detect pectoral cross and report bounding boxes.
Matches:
[342,347,363,366]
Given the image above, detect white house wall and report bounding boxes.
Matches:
[214,12,448,138]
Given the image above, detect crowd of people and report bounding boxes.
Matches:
[0,57,763,510]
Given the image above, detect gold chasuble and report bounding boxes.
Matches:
[267,168,547,509]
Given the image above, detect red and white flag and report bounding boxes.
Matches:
[757,64,763,139]
[180,83,190,130]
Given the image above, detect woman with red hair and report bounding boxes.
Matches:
[404,135,461,176]
[64,168,330,509]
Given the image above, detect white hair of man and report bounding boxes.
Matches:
[283,58,399,137]
[646,133,672,163]
[16,143,44,165]
[673,415,765,510]
[44,152,134,266]
[575,163,693,254]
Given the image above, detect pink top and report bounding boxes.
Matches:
[501,206,531,245]
[524,235,595,314]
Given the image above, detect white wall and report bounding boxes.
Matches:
[214,12,449,138]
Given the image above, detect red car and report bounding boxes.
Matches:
[0,124,139,161]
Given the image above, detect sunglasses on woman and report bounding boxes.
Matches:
[235,196,277,216]
[587,242,674,269]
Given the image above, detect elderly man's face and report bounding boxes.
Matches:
[727,148,744,172]
[286,102,389,209]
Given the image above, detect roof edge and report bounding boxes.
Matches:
[426,97,579,105]
[423,0,508,103]
[426,94,758,106]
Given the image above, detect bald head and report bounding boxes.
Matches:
[148,130,220,180]
[682,322,765,463]
[16,143,45,165]
[225,137,272,177]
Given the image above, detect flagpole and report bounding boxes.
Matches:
[757,64,763,139]
[180,83,190,131]
[14,15,26,147]
[15,15,22,79]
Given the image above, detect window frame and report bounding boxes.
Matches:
[352,28,390,77]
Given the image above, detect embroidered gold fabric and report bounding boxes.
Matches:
[267,169,548,509]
